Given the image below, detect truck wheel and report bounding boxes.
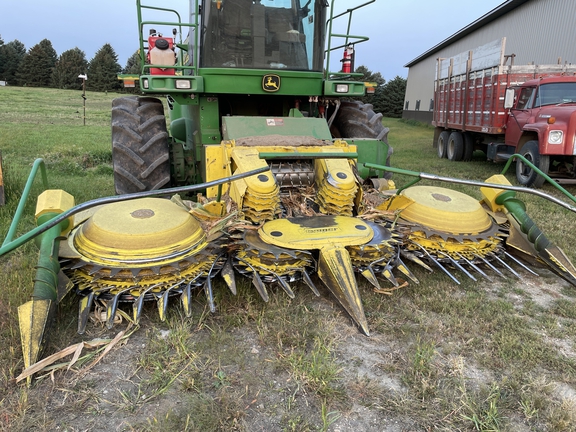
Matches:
[462,133,474,161]
[333,101,392,177]
[447,131,464,161]
[515,140,550,188]
[111,96,171,195]
[437,131,450,158]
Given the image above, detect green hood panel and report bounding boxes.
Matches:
[222,116,332,141]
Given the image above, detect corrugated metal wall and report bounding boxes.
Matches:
[403,0,576,122]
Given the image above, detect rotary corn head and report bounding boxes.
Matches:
[4,154,576,376]
[4,0,576,377]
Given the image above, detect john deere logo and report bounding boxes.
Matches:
[263,74,280,92]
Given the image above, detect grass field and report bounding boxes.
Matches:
[1,86,576,431]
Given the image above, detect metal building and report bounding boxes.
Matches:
[402,0,576,123]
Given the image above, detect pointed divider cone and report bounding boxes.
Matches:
[78,292,94,334]
[221,257,237,295]
[361,267,381,289]
[18,299,54,374]
[542,246,576,286]
[317,246,370,336]
[502,196,576,286]
[395,257,420,284]
[257,216,374,333]
[381,266,399,287]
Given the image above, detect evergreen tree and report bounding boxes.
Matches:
[87,43,122,92]
[352,65,385,105]
[0,39,26,85]
[354,65,385,87]
[373,76,407,118]
[52,48,89,89]
[123,50,141,74]
[15,39,57,87]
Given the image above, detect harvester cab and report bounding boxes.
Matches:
[201,0,312,70]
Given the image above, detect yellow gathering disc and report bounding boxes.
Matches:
[71,198,205,263]
[389,186,493,235]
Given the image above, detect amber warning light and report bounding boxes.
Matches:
[365,82,377,94]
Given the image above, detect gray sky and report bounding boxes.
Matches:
[1,0,504,80]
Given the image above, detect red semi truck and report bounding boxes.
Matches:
[432,41,576,187]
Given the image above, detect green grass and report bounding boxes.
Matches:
[1,88,576,431]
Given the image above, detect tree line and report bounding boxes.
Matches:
[0,36,139,92]
[0,36,406,117]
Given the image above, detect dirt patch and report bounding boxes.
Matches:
[4,267,576,431]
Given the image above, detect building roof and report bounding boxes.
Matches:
[404,0,529,67]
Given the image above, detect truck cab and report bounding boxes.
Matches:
[505,76,576,186]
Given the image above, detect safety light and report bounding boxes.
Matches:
[175,79,191,89]
[365,82,377,94]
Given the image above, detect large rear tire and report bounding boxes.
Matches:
[111,96,171,195]
[447,131,464,161]
[333,101,392,177]
[462,133,474,161]
[437,131,450,159]
[515,140,549,188]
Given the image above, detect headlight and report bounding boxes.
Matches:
[175,79,191,89]
[335,84,349,93]
[142,78,149,89]
[549,130,563,144]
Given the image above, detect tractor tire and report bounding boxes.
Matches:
[111,96,171,195]
[447,131,464,161]
[437,130,450,159]
[462,133,474,161]
[515,140,549,188]
[333,101,392,177]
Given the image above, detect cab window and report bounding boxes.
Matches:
[515,87,535,110]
